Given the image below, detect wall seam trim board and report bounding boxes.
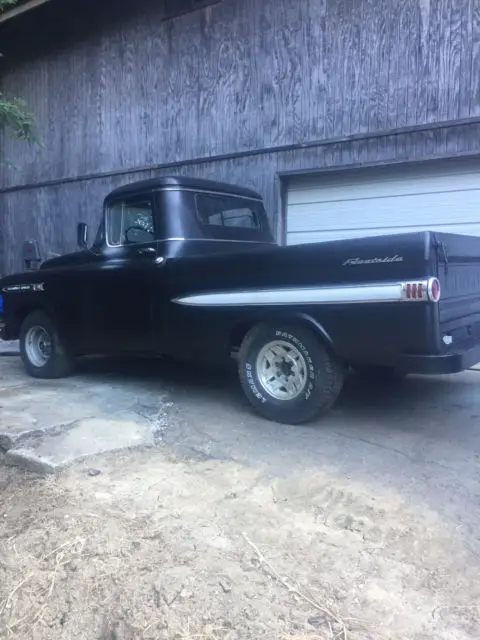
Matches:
[2,117,480,195]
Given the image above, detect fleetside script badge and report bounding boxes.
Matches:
[342,255,404,266]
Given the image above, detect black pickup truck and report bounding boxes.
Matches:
[1,176,480,424]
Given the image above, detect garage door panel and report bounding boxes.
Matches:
[287,177,480,206]
[287,189,480,233]
[287,163,480,197]
[286,162,480,245]
[287,222,480,245]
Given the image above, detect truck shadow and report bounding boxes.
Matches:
[75,355,480,431]
[334,372,480,434]
[340,372,478,410]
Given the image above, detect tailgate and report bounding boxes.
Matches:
[434,233,480,346]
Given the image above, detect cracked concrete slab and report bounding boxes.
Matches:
[0,349,172,473]
[0,384,97,449]
[0,376,163,447]
[5,412,155,474]
[0,340,19,355]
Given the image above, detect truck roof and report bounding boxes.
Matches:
[106,176,263,201]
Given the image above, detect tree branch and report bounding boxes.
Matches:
[0,0,39,144]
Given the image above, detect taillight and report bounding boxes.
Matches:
[427,277,441,302]
[404,281,424,300]
[402,278,440,302]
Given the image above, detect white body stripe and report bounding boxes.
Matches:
[174,281,426,307]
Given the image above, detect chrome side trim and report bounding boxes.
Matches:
[105,236,184,248]
[2,283,45,293]
[0,0,51,25]
[106,237,275,248]
[170,237,275,245]
[174,280,425,307]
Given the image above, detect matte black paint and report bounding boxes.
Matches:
[2,178,480,376]
[0,0,479,275]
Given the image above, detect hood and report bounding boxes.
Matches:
[40,249,91,270]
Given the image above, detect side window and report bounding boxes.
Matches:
[196,194,260,230]
[106,198,155,246]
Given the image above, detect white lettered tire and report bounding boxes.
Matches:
[238,322,344,424]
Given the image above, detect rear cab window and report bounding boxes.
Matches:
[195,193,270,242]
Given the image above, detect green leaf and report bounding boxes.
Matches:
[0,93,39,143]
[0,0,20,12]
[0,1,41,147]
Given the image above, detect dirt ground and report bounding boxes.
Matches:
[1,447,479,640]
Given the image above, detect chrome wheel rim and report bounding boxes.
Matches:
[25,326,52,367]
[256,340,308,401]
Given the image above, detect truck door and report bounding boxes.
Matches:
[85,194,160,352]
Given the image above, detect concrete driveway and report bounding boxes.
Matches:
[1,340,480,558]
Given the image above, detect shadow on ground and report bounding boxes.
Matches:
[75,353,480,436]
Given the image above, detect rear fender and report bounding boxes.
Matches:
[230,311,335,357]
[265,311,335,349]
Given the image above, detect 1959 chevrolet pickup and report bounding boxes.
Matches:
[1,176,480,424]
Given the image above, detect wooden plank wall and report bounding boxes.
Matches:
[0,0,478,274]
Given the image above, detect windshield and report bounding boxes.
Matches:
[105,198,155,246]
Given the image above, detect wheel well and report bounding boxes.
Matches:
[230,321,255,351]
[229,314,334,353]
[11,304,45,337]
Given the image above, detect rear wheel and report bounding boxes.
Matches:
[20,310,74,379]
[238,322,344,425]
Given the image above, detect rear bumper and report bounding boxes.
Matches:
[399,342,480,375]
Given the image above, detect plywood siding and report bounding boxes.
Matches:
[2,121,480,276]
[0,0,478,273]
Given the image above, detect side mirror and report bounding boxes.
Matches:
[77,222,88,249]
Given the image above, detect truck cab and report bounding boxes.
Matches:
[1,177,275,357]
[82,176,275,260]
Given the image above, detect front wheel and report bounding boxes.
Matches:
[238,322,344,425]
[20,310,74,379]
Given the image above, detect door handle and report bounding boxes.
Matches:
[137,247,156,256]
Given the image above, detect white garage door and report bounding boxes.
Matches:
[285,160,480,245]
